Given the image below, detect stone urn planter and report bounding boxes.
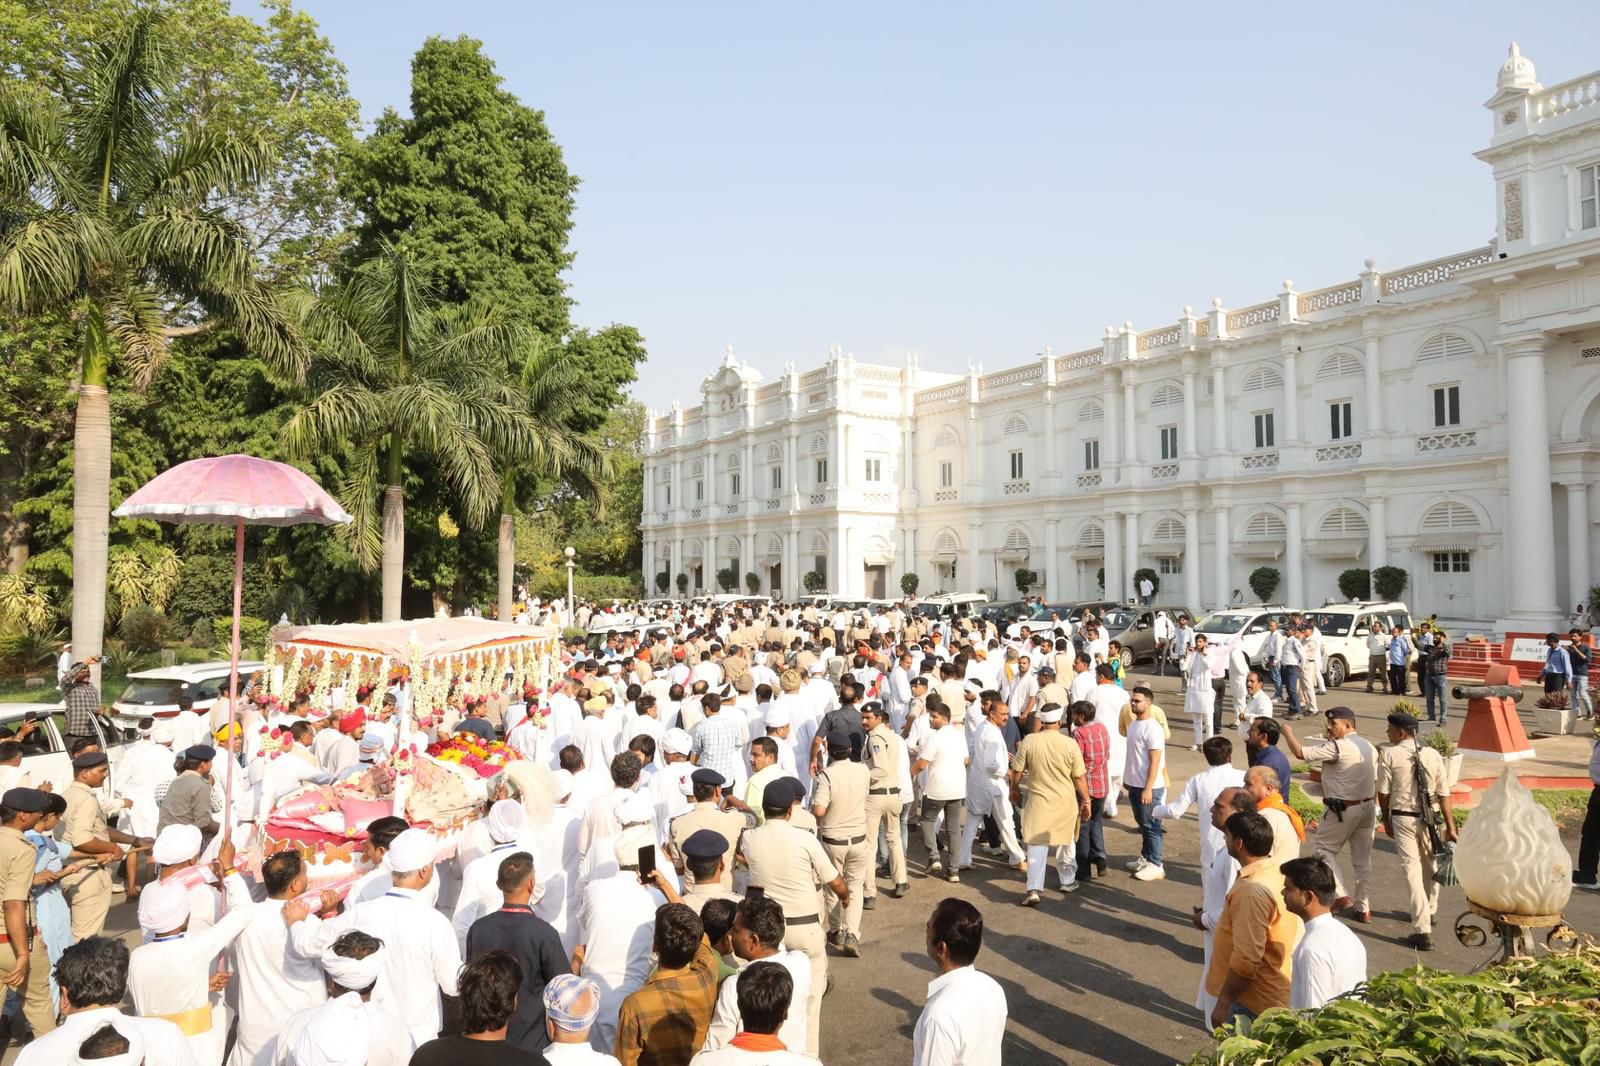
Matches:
[1533,704,1573,736]
[1443,751,1465,791]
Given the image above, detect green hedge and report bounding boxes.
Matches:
[211,617,272,660]
[528,573,643,603]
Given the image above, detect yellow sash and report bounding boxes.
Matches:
[154,1005,212,1035]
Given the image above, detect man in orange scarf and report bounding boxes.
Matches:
[1244,765,1304,868]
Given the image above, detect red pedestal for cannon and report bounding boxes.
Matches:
[1456,663,1536,762]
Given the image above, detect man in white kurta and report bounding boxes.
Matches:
[1087,668,1131,819]
[127,867,255,1065]
[274,933,414,1066]
[287,828,461,1049]
[1151,740,1246,872]
[115,724,179,838]
[17,938,197,1066]
[574,826,666,1054]
[227,851,328,1066]
[1183,634,1218,749]
[955,701,1025,867]
[1193,786,1247,1021]
[451,799,543,950]
[913,898,1007,1066]
[532,772,586,955]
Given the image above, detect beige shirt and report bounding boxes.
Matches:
[62,779,109,848]
[937,681,969,725]
[1037,682,1069,710]
[669,802,753,890]
[0,826,33,905]
[1010,730,1087,846]
[1301,733,1378,802]
[812,761,868,837]
[863,725,904,792]
[1377,739,1446,814]
[738,819,837,922]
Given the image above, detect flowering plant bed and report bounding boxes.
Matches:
[426,733,524,778]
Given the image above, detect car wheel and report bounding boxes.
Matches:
[1326,657,1346,688]
[1120,648,1134,672]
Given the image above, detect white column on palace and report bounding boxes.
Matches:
[785,526,799,596]
[1284,503,1304,606]
[1045,519,1060,601]
[1502,337,1561,622]
[744,532,756,587]
[1183,510,1201,609]
[1213,508,1231,608]
[786,431,798,505]
[1282,347,1300,442]
[673,535,684,594]
[904,527,918,595]
[1104,513,1123,604]
[837,520,851,596]
[1567,482,1592,611]
[704,444,717,508]
[1102,381,1120,470]
[1368,495,1388,570]
[1122,382,1138,468]
[967,523,982,596]
[1210,362,1227,454]
[671,459,682,518]
[1363,332,1383,435]
[1181,371,1198,458]
[1123,511,1140,602]
[1042,394,1058,483]
[829,422,841,491]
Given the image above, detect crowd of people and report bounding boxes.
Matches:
[0,592,1582,1064]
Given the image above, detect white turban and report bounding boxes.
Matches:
[151,721,177,746]
[549,769,574,800]
[321,939,385,990]
[662,729,692,756]
[613,824,657,869]
[764,707,790,728]
[1038,706,1065,724]
[384,828,437,874]
[152,824,202,866]
[287,993,370,1066]
[486,799,527,844]
[137,880,192,935]
[70,1019,144,1065]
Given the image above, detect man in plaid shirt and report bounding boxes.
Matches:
[1070,700,1111,881]
[61,661,101,747]
[690,693,746,793]
[614,872,722,1065]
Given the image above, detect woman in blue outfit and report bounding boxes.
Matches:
[25,793,92,1013]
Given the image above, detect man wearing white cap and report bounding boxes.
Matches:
[277,930,413,1066]
[286,827,461,1049]
[541,973,620,1064]
[227,849,330,1066]
[127,838,254,1066]
[150,824,219,934]
[571,824,666,1054]
[16,936,195,1066]
[452,800,542,950]
[652,731,695,831]
[115,719,178,840]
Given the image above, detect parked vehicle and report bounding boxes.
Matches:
[913,593,991,620]
[1103,606,1196,669]
[1,703,126,792]
[110,660,264,741]
[1193,607,1294,665]
[1002,602,1079,639]
[1301,601,1412,686]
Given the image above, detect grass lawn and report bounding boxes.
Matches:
[1452,788,1591,830]
[0,644,222,703]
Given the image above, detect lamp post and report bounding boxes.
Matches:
[564,545,576,623]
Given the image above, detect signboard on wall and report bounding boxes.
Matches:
[1503,632,1556,670]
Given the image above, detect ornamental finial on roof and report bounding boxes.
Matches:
[1497,41,1539,92]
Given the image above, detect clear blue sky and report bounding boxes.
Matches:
[245,2,1595,407]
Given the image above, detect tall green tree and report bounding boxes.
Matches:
[284,243,535,621]
[0,9,303,674]
[339,34,577,339]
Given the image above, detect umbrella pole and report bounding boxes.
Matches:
[224,518,243,861]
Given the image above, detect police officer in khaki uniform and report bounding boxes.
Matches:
[739,778,848,1056]
[1280,708,1379,921]
[669,768,754,892]
[810,731,871,957]
[1377,710,1457,950]
[678,828,742,914]
[861,702,909,901]
[60,751,148,940]
[0,787,56,1038]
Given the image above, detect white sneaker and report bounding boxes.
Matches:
[1123,857,1148,872]
[1133,863,1166,882]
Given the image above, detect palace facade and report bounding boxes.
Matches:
[640,46,1600,629]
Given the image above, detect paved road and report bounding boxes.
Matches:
[6,669,1594,1065]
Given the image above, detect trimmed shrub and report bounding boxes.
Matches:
[1372,565,1408,601]
[900,572,919,596]
[1133,567,1159,598]
[1337,568,1371,600]
[1249,567,1280,603]
[655,571,670,593]
[118,605,170,653]
[211,617,272,660]
[803,570,826,593]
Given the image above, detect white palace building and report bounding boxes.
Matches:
[640,46,1600,630]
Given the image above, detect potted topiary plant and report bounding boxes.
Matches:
[1337,568,1371,601]
[716,566,737,593]
[803,570,826,594]
[900,572,919,597]
[1372,565,1408,602]
[745,571,761,595]
[1013,568,1036,594]
[1533,689,1573,735]
[1422,728,1464,791]
[654,571,669,594]
[675,573,689,595]
[1249,566,1280,603]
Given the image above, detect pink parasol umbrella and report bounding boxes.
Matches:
[113,455,350,846]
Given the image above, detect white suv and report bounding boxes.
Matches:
[1193,607,1294,666]
[1302,602,1412,687]
[110,660,264,740]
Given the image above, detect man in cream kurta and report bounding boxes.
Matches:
[1009,707,1090,904]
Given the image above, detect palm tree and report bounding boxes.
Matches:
[285,242,535,621]
[0,11,302,676]
[495,339,612,620]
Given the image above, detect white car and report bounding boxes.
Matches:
[1192,607,1295,666]
[1301,601,1413,687]
[110,660,264,740]
[1,703,126,792]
